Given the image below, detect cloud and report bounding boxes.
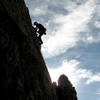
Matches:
[96,88,100,95]
[95,2,100,17]
[48,60,80,86]
[48,59,100,87]
[86,73,100,84]
[29,7,47,16]
[42,0,96,58]
[81,35,100,44]
[94,21,100,28]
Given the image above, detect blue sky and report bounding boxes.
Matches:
[25,0,100,100]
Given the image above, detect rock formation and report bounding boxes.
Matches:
[57,75,77,100]
[0,0,78,100]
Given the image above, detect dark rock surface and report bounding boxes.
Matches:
[0,0,78,100]
[57,75,77,100]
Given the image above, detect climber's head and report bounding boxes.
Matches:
[34,21,38,26]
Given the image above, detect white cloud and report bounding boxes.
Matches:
[42,0,96,58]
[48,59,100,87]
[29,6,47,16]
[86,73,100,84]
[48,60,80,86]
[96,88,100,95]
[82,35,100,44]
[95,4,100,17]
[94,21,100,28]
[86,36,95,43]
[64,2,78,12]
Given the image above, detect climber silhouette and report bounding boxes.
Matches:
[34,21,46,44]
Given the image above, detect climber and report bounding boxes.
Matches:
[34,21,46,44]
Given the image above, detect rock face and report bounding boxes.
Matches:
[0,0,77,100]
[57,75,77,100]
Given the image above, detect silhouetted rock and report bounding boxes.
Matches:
[58,74,72,88]
[0,0,55,100]
[57,74,77,100]
[0,0,78,100]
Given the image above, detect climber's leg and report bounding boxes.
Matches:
[38,34,43,44]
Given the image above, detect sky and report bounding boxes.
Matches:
[25,0,100,100]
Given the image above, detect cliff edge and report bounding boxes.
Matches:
[0,0,77,100]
